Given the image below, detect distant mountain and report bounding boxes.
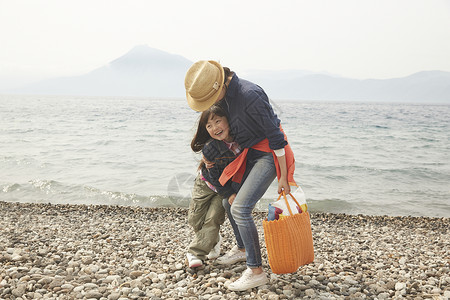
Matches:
[8,45,193,97]
[5,45,450,103]
[246,70,450,103]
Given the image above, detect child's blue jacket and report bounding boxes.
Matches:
[201,139,238,198]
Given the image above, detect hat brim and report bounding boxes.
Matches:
[186,60,225,112]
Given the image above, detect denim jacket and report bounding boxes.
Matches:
[218,74,287,150]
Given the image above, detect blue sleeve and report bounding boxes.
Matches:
[243,89,287,150]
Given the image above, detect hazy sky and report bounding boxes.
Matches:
[1,0,450,88]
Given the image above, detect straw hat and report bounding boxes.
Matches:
[185,60,224,112]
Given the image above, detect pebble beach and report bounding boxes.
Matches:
[0,201,449,300]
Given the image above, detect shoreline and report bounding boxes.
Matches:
[1,201,449,299]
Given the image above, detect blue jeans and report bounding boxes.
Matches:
[223,150,276,268]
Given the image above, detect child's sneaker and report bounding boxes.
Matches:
[207,234,222,260]
[186,253,203,268]
[216,245,246,265]
[228,268,269,291]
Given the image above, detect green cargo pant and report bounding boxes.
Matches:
[188,174,226,260]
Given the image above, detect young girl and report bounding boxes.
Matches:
[186,105,242,268]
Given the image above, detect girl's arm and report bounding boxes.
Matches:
[228,193,236,205]
[204,160,236,198]
[202,155,215,169]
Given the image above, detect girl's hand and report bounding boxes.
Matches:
[228,193,236,205]
[278,177,291,194]
[202,155,215,169]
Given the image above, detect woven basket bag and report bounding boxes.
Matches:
[263,192,314,274]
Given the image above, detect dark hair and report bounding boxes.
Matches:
[223,66,235,91]
[223,67,232,83]
[191,105,228,153]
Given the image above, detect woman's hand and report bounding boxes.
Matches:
[278,177,291,194]
[202,155,215,169]
[228,193,236,205]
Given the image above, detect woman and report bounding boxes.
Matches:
[185,60,296,291]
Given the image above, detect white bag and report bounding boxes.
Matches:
[271,186,308,217]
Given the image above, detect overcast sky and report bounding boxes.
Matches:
[1,0,449,88]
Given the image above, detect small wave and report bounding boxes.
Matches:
[307,198,355,214]
[1,156,36,167]
[93,140,116,146]
[2,183,21,193]
[419,137,439,142]
[324,175,348,181]
[374,125,389,129]
[1,179,190,208]
[29,179,61,194]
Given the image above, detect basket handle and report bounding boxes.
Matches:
[276,191,302,215]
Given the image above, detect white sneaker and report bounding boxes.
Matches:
[216,245,246,265]
[207,234,222,260]
[186,253,203,268]
[228,268,269,291]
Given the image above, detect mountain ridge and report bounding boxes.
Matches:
[3,45,450,103]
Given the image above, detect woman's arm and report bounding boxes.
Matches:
[275,149,291,194]
[244,89,287,150]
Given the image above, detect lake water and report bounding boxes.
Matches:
[1,95,449,218]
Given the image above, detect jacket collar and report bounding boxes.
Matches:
[226,74,239,98]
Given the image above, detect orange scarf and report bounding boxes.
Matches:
[219,127,297,187]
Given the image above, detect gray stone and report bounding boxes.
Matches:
[329,276,340,282]
[73,285,84,292]
[48,278,64,289]
[151,288,163,297]
[84,283,99,290]
[309,279,320,286]
[305,288,316,297]
[108,292,121,300]
[268,294,280,300]
[61,283,75,291]
[85,290,103,299]
[129,271,143,279]
[103,275,121,283]
[395,282,406,291]
[12,284,27,297]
